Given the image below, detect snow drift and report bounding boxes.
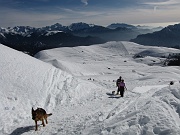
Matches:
[0,44,100,134]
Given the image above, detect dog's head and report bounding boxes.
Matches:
[32,107,46,120]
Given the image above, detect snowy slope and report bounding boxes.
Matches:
[0,44,101,135]
[1,41,180,135]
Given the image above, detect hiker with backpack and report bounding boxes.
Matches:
[116,76,122,95]
[117,79,127,97]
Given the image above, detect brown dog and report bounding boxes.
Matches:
[32,107,52,131]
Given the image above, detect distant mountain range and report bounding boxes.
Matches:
[0,30,105,56]
[0,22,163,55]
[131,23,180,49]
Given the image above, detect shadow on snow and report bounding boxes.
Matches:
[10,125,34,135]
[106,92,121,98]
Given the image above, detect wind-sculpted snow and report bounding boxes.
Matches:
[83,85,180,135]
[0,44,100,134]
[1,41,180,135]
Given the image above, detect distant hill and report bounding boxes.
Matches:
[107,23,137,29]
[131,23,180,48]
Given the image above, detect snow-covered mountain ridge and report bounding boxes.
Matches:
[0,22,158,34]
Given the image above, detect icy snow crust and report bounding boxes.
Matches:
[1,41,180,134]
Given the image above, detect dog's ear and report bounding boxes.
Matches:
[32,107,34,113]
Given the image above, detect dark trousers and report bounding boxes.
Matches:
[120,87,125,97]
[117,87,124,97]
[117,87,120,94]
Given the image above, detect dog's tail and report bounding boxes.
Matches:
[46,113,52,117]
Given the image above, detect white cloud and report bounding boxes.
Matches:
[144,0,180,6]
[141,0,180,15]
[81,0,88,6]
[153,6,158,12]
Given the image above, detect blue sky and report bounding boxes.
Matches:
[0,0,180,27]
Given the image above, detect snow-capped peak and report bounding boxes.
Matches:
[45,31,64,36]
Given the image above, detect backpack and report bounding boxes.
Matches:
[118,82,125,88]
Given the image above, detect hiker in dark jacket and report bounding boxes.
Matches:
[116,76,122,95]
[117,79,127,97]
